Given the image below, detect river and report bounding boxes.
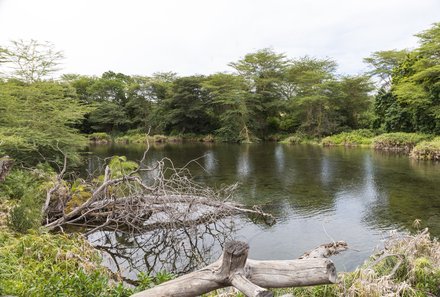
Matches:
[83,142,440,281]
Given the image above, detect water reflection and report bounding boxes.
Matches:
[85,143,440,274]
[88,219,237,282]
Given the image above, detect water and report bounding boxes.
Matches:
[83,143,440,280]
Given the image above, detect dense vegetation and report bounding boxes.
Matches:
[1,23,439,156]
[0,22,439,297]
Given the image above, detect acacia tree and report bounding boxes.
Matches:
[0,39,63,82]
[363,49,409,89]
[366,23,440,134]
[229,49,288,138]
[203,73,252,142]
[0,40,90,165]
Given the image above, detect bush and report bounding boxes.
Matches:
[280,133,316,145]
[373,132,432,152]
[411,137,440,160]
[0,166,53,233]
[0,231,133,297]
[321,129,375,146]
[88,132,112,143]
[275,229,440,297]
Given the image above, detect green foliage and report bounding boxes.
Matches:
[275,230,440,297]
[108,156,138,178]
[88,101,130,133]
[8,194,42,233]
[88,132,112,143]
[411,137,440,160]
[202,73,252,142]
[0,80,91,165]
[158,76,218,135]
[280,133,317,145]
[0,39,64,83]
[364,49,409,88]
[0,167,53,233]
[373,132,431,151]
[0,231,133,297]
[371,23,440,135]
[321,129,375,146]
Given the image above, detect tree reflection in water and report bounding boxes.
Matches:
[87,218,238,283]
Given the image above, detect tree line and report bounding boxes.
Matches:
[0,23,439,164]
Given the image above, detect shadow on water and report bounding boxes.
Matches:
[83,143,440,277]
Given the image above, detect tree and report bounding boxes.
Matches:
[369,23,440,134]
[203,73,252,142]
[364,49,409,89]
[87,102,130,133]
[0,80,91,164]
[229,49,288,138]
[0,40,63,83]
[158,76,217,135]
[282,57,338,136]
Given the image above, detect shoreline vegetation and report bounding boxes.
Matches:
[88,130,440,161]
[1,21,440,297]
[0,227,438,297]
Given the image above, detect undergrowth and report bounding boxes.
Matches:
[321,129,375,146]
[411,137,440,161]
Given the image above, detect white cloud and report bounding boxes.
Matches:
[0,0,438,76]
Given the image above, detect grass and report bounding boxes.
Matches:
[411,137,440,161]
[88,132,112,144]
[280,133,318,145]
[0,230,132,297]
[321,129,375,147]
[373,132,432,152]
[276,228,440,297]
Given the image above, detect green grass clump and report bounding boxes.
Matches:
[411,137,440,161]
[321,129,375,147]
[0,167,53,233]
[0,231,133,297]
[373,132,431,152]
[274,229,440,297]
[88,132,112,144]
[281,133,317,145]
[114,134,149,144]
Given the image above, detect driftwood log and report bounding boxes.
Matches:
[132,240,348,297]
[0,156,13,182]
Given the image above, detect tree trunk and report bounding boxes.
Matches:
[131,240,347,297]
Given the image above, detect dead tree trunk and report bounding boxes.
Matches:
[131,240,347,297]
[0,156,13,182]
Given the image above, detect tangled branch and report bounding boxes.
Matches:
[42,151,274,235]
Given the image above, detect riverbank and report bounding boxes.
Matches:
[1,227,438,297]
[321,131,440,160]
[89,130,440,160]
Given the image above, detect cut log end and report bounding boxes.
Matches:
[327,260,337,283]
[225,240,249,256]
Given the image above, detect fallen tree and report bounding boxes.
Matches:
[42,151,274,234]
[131,240,348,297]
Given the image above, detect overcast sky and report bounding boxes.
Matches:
[0,0,439,77]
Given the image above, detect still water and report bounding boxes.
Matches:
[84,143,440,281]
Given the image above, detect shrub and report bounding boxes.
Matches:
[276,229,440,297]
[0,231,133,297]
[373,132,432,152]
[321,129,375,146]
[411,137,440,161]
[280,133,316,145]
[88,132,112,143]
[0,167,52,233]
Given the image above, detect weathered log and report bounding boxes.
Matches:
[0,156,13,182]
[131,240,347,297]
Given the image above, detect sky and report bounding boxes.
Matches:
[0,0,439,77]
